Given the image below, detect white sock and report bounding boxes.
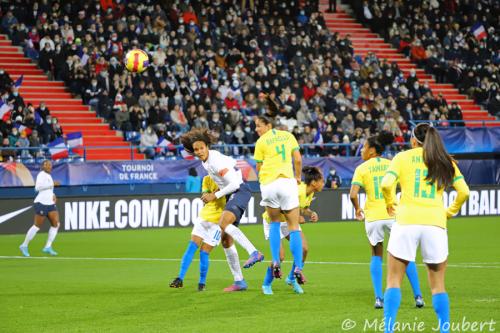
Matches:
[224,224,257,255]
[224,244,244,282]
[22,225,40,247]
[45,226,59,248]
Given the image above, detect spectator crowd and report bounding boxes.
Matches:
[355,0,499,117]
[0,0,493,161]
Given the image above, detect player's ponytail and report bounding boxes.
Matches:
[366,131,394,155]
[255,94,279,128]
[414,124,454,189]
[303,166,323,185]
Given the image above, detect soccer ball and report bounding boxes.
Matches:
[124,49,149,73]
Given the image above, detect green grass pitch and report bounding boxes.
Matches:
[1,217,499,333]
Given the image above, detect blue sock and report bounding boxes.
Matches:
[288,263,296,281]
[178,240,198,280]
[406,261,422,297]
[383,288,401,333]
[432,293,450,333]
[289,231,303,270]
[269,222,281,264]
[263,266,274,286]
[370,256,383,299]
[199,250,209,285]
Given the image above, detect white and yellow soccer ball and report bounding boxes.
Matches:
[124,49,149,73]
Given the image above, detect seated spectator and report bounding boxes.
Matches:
[17,131,30,158]
[1,138,16,161]
[139,126,158,159]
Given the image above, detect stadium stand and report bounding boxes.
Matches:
[350,0,499,121]
[0,0,497,161]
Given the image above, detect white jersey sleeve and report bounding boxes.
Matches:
[203,150,243,198]
[34,171,55,205]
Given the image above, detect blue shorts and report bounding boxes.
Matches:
[34,202,57,217]
[225,182,252,226]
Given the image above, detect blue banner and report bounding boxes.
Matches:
[439,127,500,154]
[0,157,498,187]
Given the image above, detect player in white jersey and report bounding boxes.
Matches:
[181,129,264,291]
[19,160,61,257]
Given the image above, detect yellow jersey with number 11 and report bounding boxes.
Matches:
[254,129,300,185]
[351,157,394,222]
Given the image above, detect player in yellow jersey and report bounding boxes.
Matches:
[180,128,264,292]
[349,132,424,309]
[170,176,225,291]
[254,113,307,285]
[261,166,324,295]
[380,124,470,333]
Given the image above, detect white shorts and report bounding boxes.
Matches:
[262,220,301,240]
[387,223,448,264]
[260,178,299,211]
[191,219,222,247]
[365,219,394,246]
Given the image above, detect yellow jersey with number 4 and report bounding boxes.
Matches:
[254,129,300,185]
[381,147,466,229]
[262,182,315,222]
[351,157,394,222]
[200,176,226,223]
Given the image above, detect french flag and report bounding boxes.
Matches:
[34,111,43,125]
[48,137,69,160]
[66,132,83,156]
[14,122,32,136]
[156,137,175,153]
[313,129,324,145]
[472,23,487,40]
[0,100,11,120]
[180,148,194,160]
[14,74,24,88]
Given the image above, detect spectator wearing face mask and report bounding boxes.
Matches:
[326,168,342,189]
[139,126,158,159]
[9,88,24,111]
[1,11,18,34]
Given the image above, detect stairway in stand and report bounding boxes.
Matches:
[0,34,144,160]
[319,2,497,127]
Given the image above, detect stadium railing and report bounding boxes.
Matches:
[0,143,411,162]
[409,120,500,127]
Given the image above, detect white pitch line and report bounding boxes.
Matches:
[0,256,499,269]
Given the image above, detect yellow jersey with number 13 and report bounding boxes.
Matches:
[254,129,300,185]
[351,157,394,222]
[382,147,465,229]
